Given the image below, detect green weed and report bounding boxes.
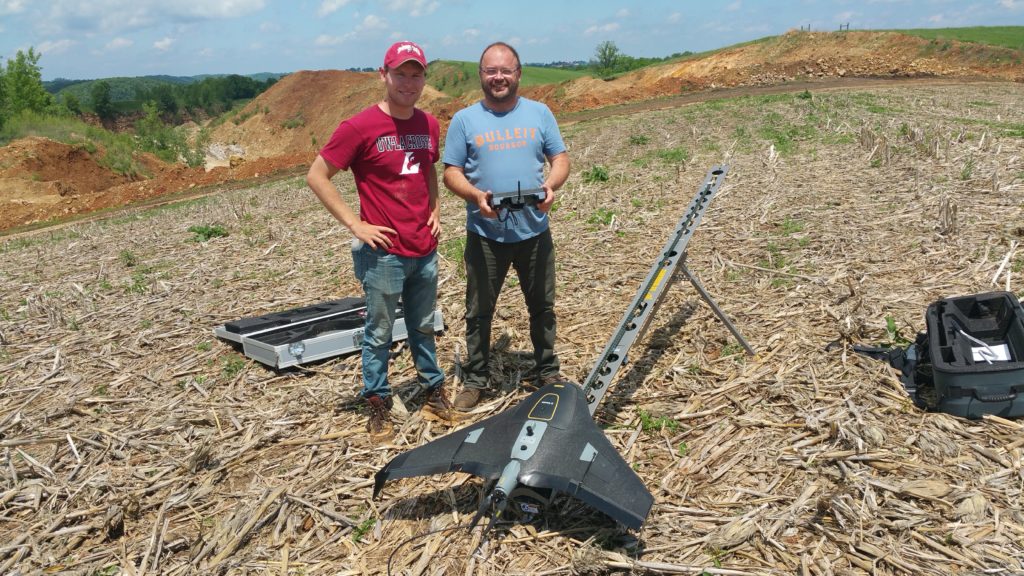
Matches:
[885,315,912,346]
[188,224,229,242]
[352,512,376,541]
[439,236,466,263]
[637,408,681,433]
[720,342,745,357]
[126,272,148,294]
[628,134,650,145]
[759,242,787,269]
[779,217,804,234]
[656,146,689,164]
[587,207,615,226]
[960,157,975,180]
[281,112,306,129]
[222,356,246,379]
[582,165,610,183]
[119,250,138,267]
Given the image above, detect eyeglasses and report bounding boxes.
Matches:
[480,67,519,77]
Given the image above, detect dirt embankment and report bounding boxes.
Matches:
[1,30,1021,233]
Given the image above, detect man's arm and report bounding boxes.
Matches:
[443,164,498,219]
[538,151,570,213]
[306,155,396,249]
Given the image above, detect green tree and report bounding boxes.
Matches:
[2,48,51,118]
[594,40,621,73]
[91,80,115,120]
[0,58,6,128]
[62,92,82,115]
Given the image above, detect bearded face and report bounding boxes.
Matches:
[479,46,521,105]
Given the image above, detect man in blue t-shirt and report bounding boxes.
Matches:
[443,41,571,410]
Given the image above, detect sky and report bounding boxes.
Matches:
[1,0,1022,81]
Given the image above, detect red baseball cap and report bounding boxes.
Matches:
[384,41,427,69]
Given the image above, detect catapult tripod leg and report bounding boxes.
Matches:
[679,261,756,357]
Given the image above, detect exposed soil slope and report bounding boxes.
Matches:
[0,30,1020,233]
[526,30,1024,114]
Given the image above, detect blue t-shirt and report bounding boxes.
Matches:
[443,97,566,243]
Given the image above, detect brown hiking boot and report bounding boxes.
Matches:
[421,384,460,424]
[365,395,394,441]
[453,387,482,411]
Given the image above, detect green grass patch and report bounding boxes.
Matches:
[281,112,305,129]
[439,236,467,279]
[892,26,1024,51]
[188,224,229,242]
[778,217,804,234]
[629,134,650,145]
[582,165,610,183]
[960,157,976,180]
[119,250,138,267]
[222,356,246,379]
[352,516,376,543]
[126,272,149,294]
[656,146,689,164]
[587,207,615,226]
[637,408,681,433]
[885,315,913,346]
[426,60,588,96]
[755,110,818,156]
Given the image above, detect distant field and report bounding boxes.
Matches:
[428,60,588,96]
[892,26,1024,50]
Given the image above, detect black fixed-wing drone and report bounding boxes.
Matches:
[374,165,752,531]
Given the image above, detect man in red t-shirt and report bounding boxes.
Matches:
[306,41,455,441]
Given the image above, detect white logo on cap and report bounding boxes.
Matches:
[396,43,421,56]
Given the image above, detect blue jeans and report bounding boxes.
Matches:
[353,242,443,399]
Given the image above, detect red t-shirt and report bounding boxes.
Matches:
[319,105,440,258]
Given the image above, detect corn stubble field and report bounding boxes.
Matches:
[2,82,1023,575]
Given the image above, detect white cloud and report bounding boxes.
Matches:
[259,21,280,32]
[584,22,620,36]
[315,34,344,47]
[727,1,741,11]
[616,8,630,18]
[38,39,74,55]
[0,0,26,15]
[315,13,388,48]
[105,37,133,50]
[667,12,682,23]
[359,14,388,31]
[383,0,440,17]
[38,0,266,35]
[318,0,351,17]
[835,10,855,23]
[999,0,1022,9]
[441,27,479,47]
[153,37,175,51]
[928,13,945,23]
